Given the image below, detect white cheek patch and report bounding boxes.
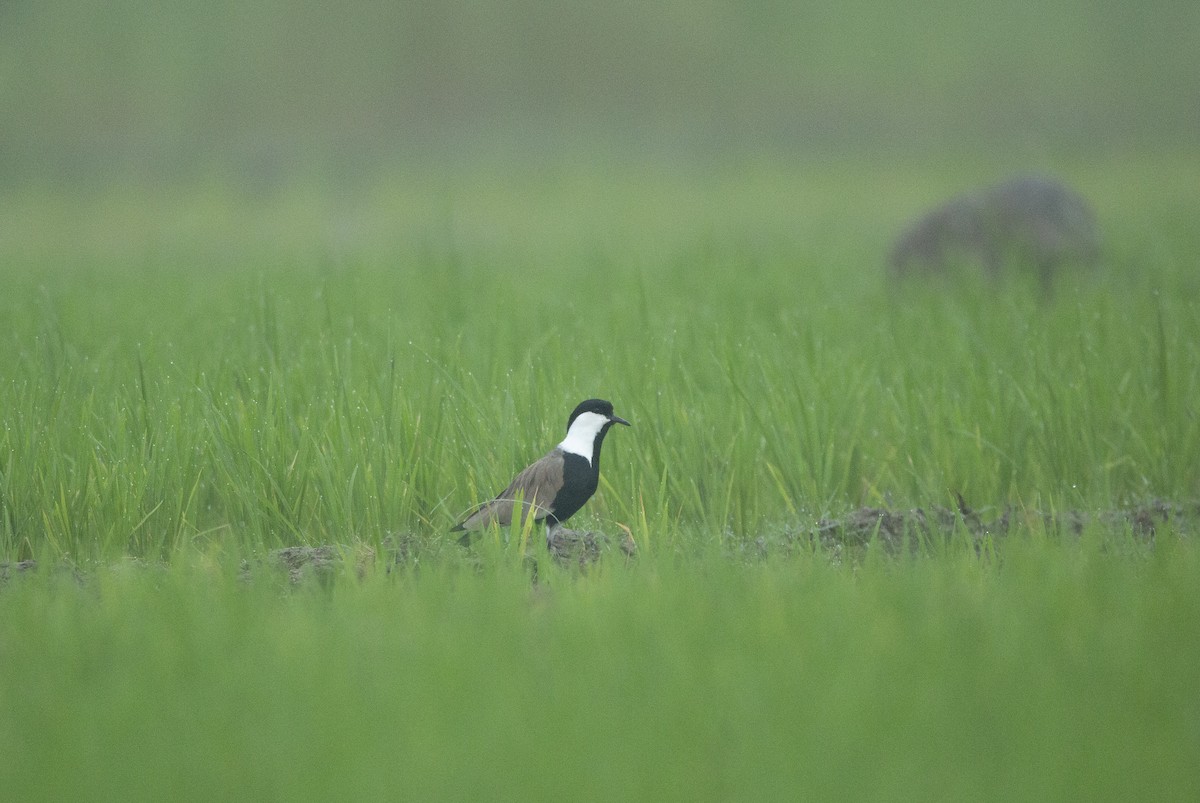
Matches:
[558,411,608,463]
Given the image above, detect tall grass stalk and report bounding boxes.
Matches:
[2,163,1198,560]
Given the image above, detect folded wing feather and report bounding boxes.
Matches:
[455,449,566,531]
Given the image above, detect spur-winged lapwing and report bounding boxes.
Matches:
[453,399,630,544]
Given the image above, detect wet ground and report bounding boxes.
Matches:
[809,497,1195,551]
[3,499,1195,584]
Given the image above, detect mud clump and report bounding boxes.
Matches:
[546,527,637,570]
[889,175,1100,288]
[270,545,343,584]
[807,497,1197,558]
[0,559,39,585]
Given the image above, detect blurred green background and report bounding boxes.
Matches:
[3,0,1197,191]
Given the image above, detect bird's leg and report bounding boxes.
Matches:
[545,520,562,549]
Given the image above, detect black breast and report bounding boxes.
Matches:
[547,452,600,524]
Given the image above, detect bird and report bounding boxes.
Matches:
[453,398,630,545]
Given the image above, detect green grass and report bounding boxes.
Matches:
[2,158,1200,799]
[2,538,1198,801]
[2,162,1199,560]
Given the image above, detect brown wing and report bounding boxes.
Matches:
[455,449,565,531]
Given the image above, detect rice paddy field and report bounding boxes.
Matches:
[4,1,1200,800]
[3,158,1199,801]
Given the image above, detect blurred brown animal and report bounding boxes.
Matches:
[889,175,1100,288]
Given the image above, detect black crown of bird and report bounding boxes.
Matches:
[453,398,630,545]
